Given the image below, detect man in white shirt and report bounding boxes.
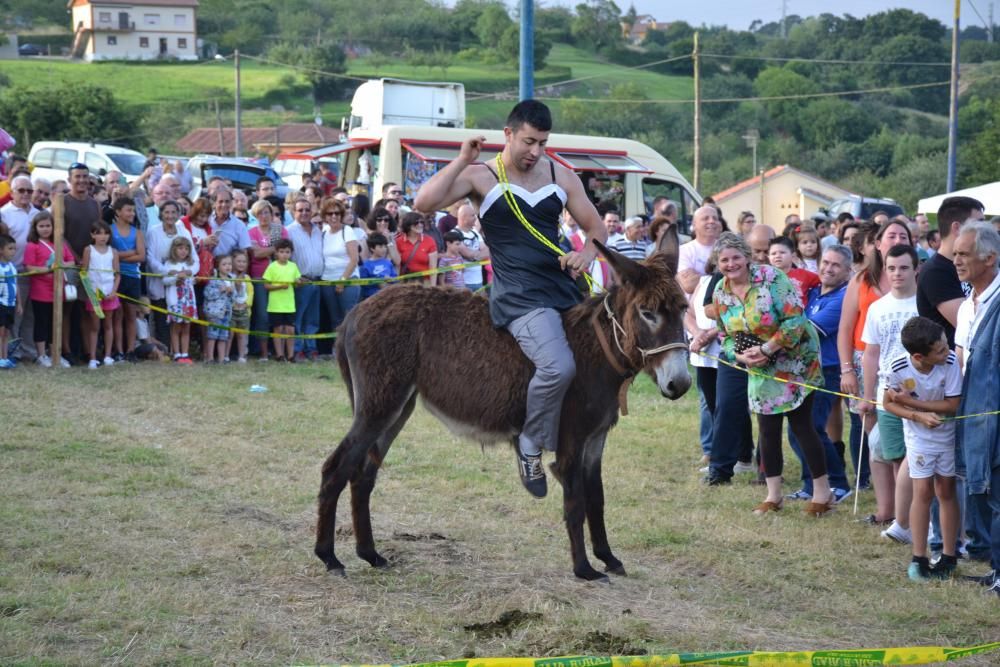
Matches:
[954,221,1000,373]
[286,197,325,361]
[677,205,722,295]
[0,174,40,360]
[453,203,488,291]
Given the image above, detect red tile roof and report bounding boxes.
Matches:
[175,123,342,155]
[712,165,787,202]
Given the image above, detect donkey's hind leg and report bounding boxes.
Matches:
[582,432,625,576]
[351,391,418,568]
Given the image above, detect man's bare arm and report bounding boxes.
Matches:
[560,166,606,272]
[414,136,484,213]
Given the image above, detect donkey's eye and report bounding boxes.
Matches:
[639,309,657,322]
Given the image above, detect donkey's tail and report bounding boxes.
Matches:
[335,324,355,413]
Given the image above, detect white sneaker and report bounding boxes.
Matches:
[36,354,52,368]
[88,359,100,370]
[881,520,913,544]
[734,461,756,474]
[59,357,71,368]
[103,356,115,366]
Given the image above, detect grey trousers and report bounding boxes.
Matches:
[506,308,576,455]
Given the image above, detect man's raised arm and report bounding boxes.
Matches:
[414,136,485,213]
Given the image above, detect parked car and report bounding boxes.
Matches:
[825,195,905,221]
[185,156,290,200]
[18,43,46,56]
[27,141,147,184]
[272,153,341,191]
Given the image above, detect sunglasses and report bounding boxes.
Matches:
[376,216,390,222]
[325,211,342,216]
[15,188,33,194]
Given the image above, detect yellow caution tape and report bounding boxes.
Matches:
[317,641,1000,666]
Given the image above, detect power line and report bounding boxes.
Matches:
[240,53,371,83]
[700,53,952,67]
[532,79,953,105]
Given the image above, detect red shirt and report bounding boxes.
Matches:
[396,234,437,275]
[786,267,820,306]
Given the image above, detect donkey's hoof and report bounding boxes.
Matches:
[328,566,347,578]
[359,550,390,569]
[575,565,611,583]
[605,563,627,576]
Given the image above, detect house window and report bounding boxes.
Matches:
[107,36,117,45]
[174,14,186,27]
[140,37,149,48]
[144,13,160,25]
[98,12,111,22]
[178,38,188,49]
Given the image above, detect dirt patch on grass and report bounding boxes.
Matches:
[464,610,544,637]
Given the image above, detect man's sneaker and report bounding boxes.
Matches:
[963,569,997,586]
[0,358,14,369]
[832,488,853,504]
[36,354,52,368]
[515,449,547,498]
[88,359,100,370]
[699,465,710,474]
[785,489,812,501]
[702,475,732,486]
[733,460,756,474]
[112,352,125,363]
[103,356,115,366]
[988,578,1000,597]
[881,520,913,544]
[59,356,71,368]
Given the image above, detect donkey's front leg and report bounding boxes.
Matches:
[582,433,625,576]
[558,458,608,582]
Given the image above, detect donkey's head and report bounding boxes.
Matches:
[595,224,692,399]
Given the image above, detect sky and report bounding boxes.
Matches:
[532,1,971,32]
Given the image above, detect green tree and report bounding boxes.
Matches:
[571,0,623,51]
[752,67,820,136]
[0,85,139,149]
[474,4,514,46]
[797,98,877,148]
[268,42,349,103]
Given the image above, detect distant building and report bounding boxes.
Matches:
[621,15,667,44]
[175,123,344,156]
[711,165,854,231]
[69,0,198,61]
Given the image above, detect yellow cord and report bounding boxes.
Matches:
[494,154,598,292]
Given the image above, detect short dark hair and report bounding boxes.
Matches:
[444,230,464,244]
[400,211,424,235]
[0,233,15,248]
[885,244,918,268]
[926,229,940,244]
[274,238,294,252]
[90,220,111,235]
[900,316,945,356]
[938,196,985,238]
[255,176,274,191]
[505,99,552,132]
[113,196,136,212]
[769,235,795,252]
[836,212,855,224]
[837,221,859,244]
[367,232,389,250]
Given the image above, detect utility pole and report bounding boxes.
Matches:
[743,129,759,176]
[780,0,788,39]
[519,0,534,101]
[693,31,701,192]
[947,0,960,192]
[234,49,243,157]
[990,3,995,42]
[215,99,225,155]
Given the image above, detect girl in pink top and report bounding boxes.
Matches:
[22,211,76,367]
[248,200,287,359]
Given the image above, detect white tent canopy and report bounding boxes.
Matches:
[918,181,1000,216]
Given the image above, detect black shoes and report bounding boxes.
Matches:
[702,475,732,486]
[516,448,547,499]
[963,569,997,586]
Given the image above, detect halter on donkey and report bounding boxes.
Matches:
[315,226,691,581]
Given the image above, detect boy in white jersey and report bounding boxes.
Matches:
[883,316,962,580]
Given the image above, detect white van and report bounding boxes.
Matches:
[27,141,147,183]
[305,125,701,223]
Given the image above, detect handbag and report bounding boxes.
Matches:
[733,330,764,355]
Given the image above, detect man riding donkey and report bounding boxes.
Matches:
[415,100,607,498]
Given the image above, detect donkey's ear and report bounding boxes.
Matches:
[654,223,680,276]
[595,239,647,286]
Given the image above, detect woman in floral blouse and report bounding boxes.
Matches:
[712,232,834,516]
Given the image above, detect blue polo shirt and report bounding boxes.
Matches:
[806,281,847,368]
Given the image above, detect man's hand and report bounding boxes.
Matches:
[559,250,593,274]
[459,136,487,164]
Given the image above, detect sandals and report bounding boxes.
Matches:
[803,499,835,517]
[752,500,784,515]
[860,514,894,526]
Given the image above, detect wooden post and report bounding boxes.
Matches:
[758,169,766,229]
[692,31,701,193]
[52,193,65,368]
[215,99,225,155]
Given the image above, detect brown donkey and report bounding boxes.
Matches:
[315,229,692,581]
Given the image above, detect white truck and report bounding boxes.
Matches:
[344,78,465,133]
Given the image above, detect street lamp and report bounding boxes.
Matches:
[742,129,759,177]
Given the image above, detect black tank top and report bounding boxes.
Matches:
[478,160,582,327]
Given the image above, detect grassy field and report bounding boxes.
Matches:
[1,360,998,665]
[1,44,692,130]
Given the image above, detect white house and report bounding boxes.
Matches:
[69,0,199,61]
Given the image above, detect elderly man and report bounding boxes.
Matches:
[611,217,649,261]
[678,205,722,294]
[1,174,40,360]
[30,178,51,210]
[453,202,488,291]
[145,181,172,229]
[786,244,854,503]
[953,221,1000,594]
[747,223,774,265]
[286,197,324,362]
[206,188,251,259]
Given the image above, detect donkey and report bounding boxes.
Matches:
[315,228,691,581]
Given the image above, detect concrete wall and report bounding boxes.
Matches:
[717,171,852,231]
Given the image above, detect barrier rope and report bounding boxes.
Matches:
[321,641,1000,667]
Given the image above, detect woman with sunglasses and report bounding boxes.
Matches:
[395,211,438,284]
[320,198,362,332]
[366,206,401,272]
